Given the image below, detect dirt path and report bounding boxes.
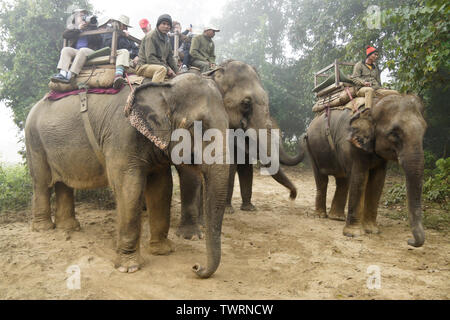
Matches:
[0,167,449,299]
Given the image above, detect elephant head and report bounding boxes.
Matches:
[349,94,427,247]
[125,74,230,277]
[205,60,304,167]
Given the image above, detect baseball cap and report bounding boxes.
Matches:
[139,18,149,29]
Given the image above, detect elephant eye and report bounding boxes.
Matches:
[146,113,160,125]
[389,126,401,139]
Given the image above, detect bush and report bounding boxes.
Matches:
[423,157,449,204]
[384,183,406,206]
[0,163,32,212]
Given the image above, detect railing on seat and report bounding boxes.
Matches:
[313,60,355,97]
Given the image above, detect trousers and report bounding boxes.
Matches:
[136,64,167,82]
[57,47,95,75]
[357,87,400,108]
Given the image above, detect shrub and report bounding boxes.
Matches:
[423,157,449,204]
[0,163,32,212]
[384,183,406,206]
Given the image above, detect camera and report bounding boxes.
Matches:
[82,15,97,25]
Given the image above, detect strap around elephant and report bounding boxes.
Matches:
[325,107,336,152]
[79,90,106,166]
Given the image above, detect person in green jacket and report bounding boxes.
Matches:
[189,26,220,72]
[351,45,398,108]
[136,14,178,82]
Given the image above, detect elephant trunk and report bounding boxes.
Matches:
[399,148,425,247]
[192,164,229,278]
[278,136,306,166]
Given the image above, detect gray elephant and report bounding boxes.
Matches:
[305,94,426,247]
[176,60,303,239]
[25,73,230,278]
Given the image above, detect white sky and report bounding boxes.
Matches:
[90,0,229,37]
[0,101,23,164]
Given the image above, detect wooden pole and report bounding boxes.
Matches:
[110,21,119,65]
[174,33,179,59]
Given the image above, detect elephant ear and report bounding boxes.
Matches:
[204,67,227,94]
[124,82,173,150]
[348,108,375,153]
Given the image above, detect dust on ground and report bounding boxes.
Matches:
[0,167,449,299]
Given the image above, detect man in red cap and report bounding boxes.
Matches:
[351,45,398,108]
[139,18,151,34]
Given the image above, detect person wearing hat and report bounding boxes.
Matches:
[139,18,151,34]
[189,26,220,72]
[136,14,178,82]
[351,45,399,108]
[51,9,102,83]
[100,15,139,89]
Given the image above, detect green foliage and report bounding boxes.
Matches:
[383,0,449,93]
[384,157,449,209]
[384,183,406,206]
[0,163,32,212]
[0,0,92,129]
[423,157,449,204]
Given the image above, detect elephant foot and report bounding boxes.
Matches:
[343,224,364,238]
[328,211,346,221]
[363,222,380,234]
[240,203,257,211]
[314,210,327,219]
[114,251,143,273]
[176,223,204,241]
[225,205,235,214]
[148,239,175,255]
[55,217,81,231]
[31,218,55,232]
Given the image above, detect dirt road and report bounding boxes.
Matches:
[0,167,448,299]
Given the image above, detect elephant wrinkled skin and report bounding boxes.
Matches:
[25,73,230,278]
[305,94,427,247]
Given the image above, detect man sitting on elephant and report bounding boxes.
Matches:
[136,14,178,82]
[50,9,102,84]
[350,46,398,109]
[189,27,219,72]
[99,15,139,89]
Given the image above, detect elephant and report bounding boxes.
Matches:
[175,60,303,239]
[304,94,427,247]
[25,73,230,278]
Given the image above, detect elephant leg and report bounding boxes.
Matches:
[110,170,145,273]
[362,163,387,234]
[312,161,328,218]
[145,167,175,255]
[237,163,256,211]
[343,162,368,237]
[54,182,80,231]
[225,163,237,214]
[31,183,54,231]
[270,167,297,200]
[328,177,349,221]
[175,166,204,240]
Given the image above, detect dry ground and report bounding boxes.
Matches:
[0,167,449,299]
